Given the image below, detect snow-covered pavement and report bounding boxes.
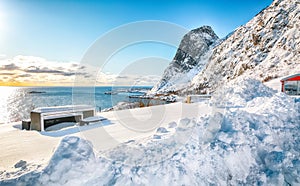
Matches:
[0,101,210,180]
[80,102,210,151]
[0,123,61,175]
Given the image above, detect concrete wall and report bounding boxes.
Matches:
[82,110,95,119]
[30,112,41,131]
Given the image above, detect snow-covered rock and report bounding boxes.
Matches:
[160,94,177,102]
[149,26,219,94]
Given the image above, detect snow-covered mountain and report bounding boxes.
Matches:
[149,26,219,94]
[191,0,300,94]
[152,0,300,94]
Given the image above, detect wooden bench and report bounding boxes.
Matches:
[30,105,95,131]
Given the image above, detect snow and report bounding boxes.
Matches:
[82,116,106,122]
[1,0,300,183]
[108,101,140,111]
[150,0,300,95]
[160,94,177,102]
[0,123,61,178]
[189,0,300,94]
[264,77,283,92]
[1,79,299,185]
[32,105,94,113]
[0,101,209,181]
[150,26,219,94]
[211,78,276,107]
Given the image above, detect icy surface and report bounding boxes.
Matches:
[2,79,299,185]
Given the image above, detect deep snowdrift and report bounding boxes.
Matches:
[1,79,299,185]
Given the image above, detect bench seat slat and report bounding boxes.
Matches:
[43,113,83,120]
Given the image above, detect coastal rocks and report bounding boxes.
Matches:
[160,94,177,102]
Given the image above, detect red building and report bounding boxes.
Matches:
[280,74,300,95]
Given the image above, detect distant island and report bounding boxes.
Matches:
[28,91,46,94]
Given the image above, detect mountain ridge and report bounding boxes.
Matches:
[151,0,300,95]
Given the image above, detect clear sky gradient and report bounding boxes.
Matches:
[0,0,273,62]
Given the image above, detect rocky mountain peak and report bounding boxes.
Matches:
[150,26,219,94]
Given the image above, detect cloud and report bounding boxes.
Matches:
[0,55,94,86]
[94,72,161,86]
[17,74,32,78]
[0,55,160,86]
[0,54,6,59]
[24,67,63,74]
[0,63,19,70]
[0,72,15,76]
[115,75,128,79]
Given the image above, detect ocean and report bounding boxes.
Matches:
[0,86,151,124]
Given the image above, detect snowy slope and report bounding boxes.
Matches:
[149,26,219,94]
[151,0,300,95]
[191,0,300,93]
[2,79,300,185]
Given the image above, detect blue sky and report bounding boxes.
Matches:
[0,0,273,62]
[0,0,273,86]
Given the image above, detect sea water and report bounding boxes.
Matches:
[0,86,150,124]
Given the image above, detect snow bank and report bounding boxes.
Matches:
[1,136,97,186]
[211,78,276,107]
[102,102,140,112]
[2,79,299,185]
